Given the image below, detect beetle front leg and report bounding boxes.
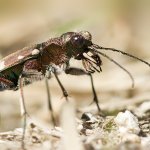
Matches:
[65,67,101,113]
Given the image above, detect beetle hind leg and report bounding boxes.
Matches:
[18,75,30,149]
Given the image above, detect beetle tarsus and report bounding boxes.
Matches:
[45,77,56,126]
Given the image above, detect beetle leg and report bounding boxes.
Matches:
[18,59,56,147]
[89,73,101,112]
[65,67,88,75]
[45,75,56,126]
[65,67,101,113]
[53,69,69,101]
[18,75,29,149]
[23,59,56,126]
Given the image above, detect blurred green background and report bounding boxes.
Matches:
[0,0,150,131]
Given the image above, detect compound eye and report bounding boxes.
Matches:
[71,35,84,48]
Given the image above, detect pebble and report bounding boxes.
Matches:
[114,110,140,134]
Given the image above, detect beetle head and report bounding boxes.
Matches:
[61,31,102,73]
[61,31,92,56]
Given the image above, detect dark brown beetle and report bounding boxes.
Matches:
[0,31,150,148]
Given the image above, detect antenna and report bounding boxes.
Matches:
[89,46,135,88]
[92,44,150,67]
[95,50,135,88]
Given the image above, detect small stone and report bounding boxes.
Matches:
[81,112,97,122]
[114,110,140,134]
[122,133,141,143]
[141,137,150,146]
[85,129,93,135]
[30,123,36,129]
[77,124,83,131]
[81,112,93,121]
[137,101,150,114]
[55,126,63,132]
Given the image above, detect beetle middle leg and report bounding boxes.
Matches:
[65,66,101,113]
[53,69,69,101]
[44,77,56,126]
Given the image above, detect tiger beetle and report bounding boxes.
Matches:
[0,31,150,148]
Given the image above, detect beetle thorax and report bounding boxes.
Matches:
[41,44,68,66]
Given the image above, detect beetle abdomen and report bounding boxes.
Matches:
[0,76,16,91]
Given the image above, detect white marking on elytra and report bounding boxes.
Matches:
[32,49,40,55]
[0,61,5,71]
[18,55,24,60]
